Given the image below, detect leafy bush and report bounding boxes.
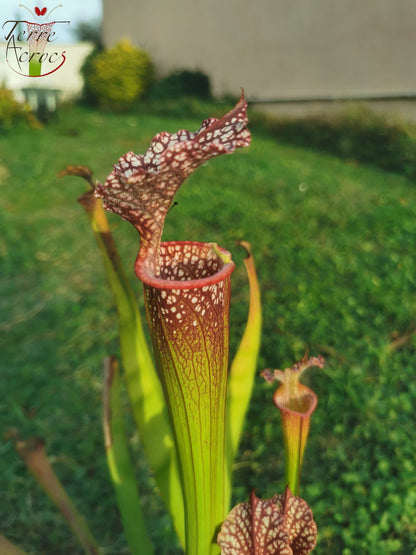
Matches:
[0,86,40,130]
[71,19,103,48]
[80,47,103,106]
[149,69,211,101]
[252,104,416,180]
[82,40,154,110]
[138,97,232,120]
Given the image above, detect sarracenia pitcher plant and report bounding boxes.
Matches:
[262,354,325,496]
[63,94,262,555]
[52,96,324,555]
[1,96,329,555]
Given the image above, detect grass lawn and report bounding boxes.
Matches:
[1,102,416,554]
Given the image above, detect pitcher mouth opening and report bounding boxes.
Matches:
[135,241,235,290]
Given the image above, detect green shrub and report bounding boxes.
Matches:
[0,86,40,130]
[71,19,103,48]
[252,104,416,180]
[150,69,212,101]
[80,47,103,106]
[83,40,154,110]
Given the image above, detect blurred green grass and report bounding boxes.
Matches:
[1,102,416,554]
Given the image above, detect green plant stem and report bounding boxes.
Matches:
[282,412,308,496]
[77,190,185,545]
[103,356,154,555]
[15,438,99,555]
[0,535,28,555]
[225,242,262,504]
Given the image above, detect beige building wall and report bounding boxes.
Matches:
[102,0,416,102]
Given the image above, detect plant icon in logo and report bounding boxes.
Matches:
[19,3,63,76]
[3,2,69,77]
